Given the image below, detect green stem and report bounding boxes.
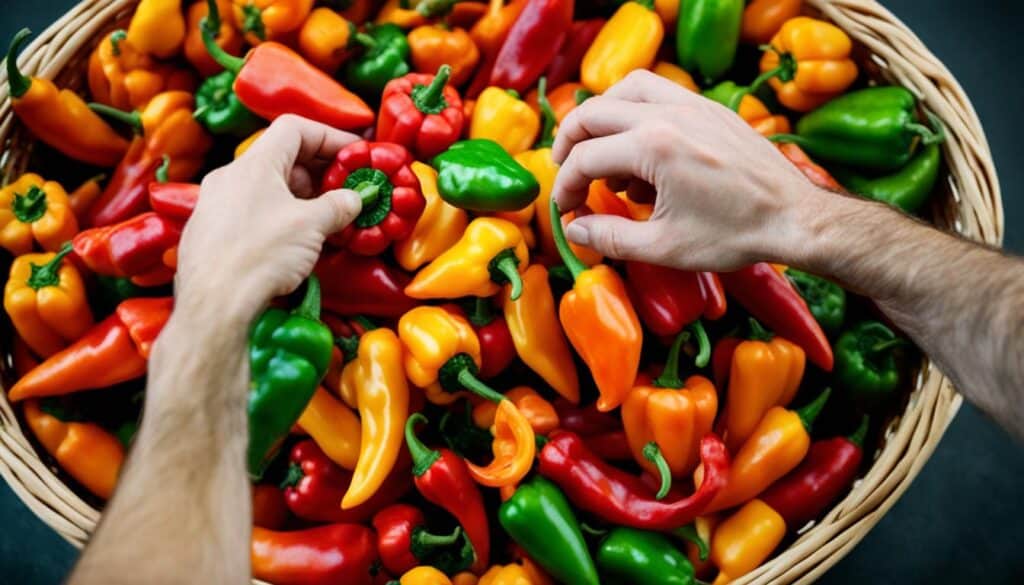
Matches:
[241,4,266,40]
[204,0,221,32]
[905,111,946,146]
[796,387,831,432]
[405,413,441,477]
[201,16,245,73]
[413,64,451,115]
[653,329,688,389]
[747,317,773,341]
[413,525,462,547]
[690,320,711,368]
[549,197,586,281]
[27,242,73,290]
[635,0,655,10]
[353,181,381,207]
[848,415,869,449]
[353,32,377,49]
[336,334,360,363]
[279,462,304,489]
[155,155,170,183]
[869,338,908,354]
[643,442,672,500]
[768,133,810,148]
[88,102,143,134]
[110,30,127,57]
[536,77,557,148]
[6,28,32,99]
[293,275,322,321]
[673,525,709,561]
[456,367,506,404]
[505,89,520,100]
[579,522,608,538]
[727,58,795,112]
[574,88,594,106]
[492,255,523,300]
[12,185,47,223]
[467,296,494,327]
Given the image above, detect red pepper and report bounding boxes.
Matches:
[72,212,182,287]
[584,429,633,462]
[251,524,379,585]
[626,262,727,337]
[405,413,490,574]
[281,439,411,524]
[553,398,621,436]
[314,250,418,318]
[321,140,426,256]
[544,19,605,87]
[148,181,199,221]
[712,336,742,388]
[88,141,166,227]
[719,263,834,370]
[252,484,289,529]
[489,0,574,93]
[537,430,729,531]
[777,143,843,191]
[443,299,516,379]
[761,416,867,528]
[377,65,465,161]
[372,503,475,577]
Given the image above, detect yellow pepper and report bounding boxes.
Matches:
[453,573,479,585]
[760,16,858,112]
[405,218,529,301]
[473,386,559,435]
[0,174,77,256]
[653,61,698,92]
[127,0,187,59]
[297,7,356,73]
[399,566,454,585]
[234,128,265,158]
[478,564,534,585]
[710,500,786,584]
[232,0,314,44]
[467,398,536,488]
[655,0,680,26]
[493,202,536,250]
[375,0,427,29]
[581,0,664,94]
[470,87,540,156]
[88,29,196,111]
[297,387,362,470]
[395,163,468,271]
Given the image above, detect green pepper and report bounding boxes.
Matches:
[676,0,744,84]
[703,53,795,112]
[344,23,411,101]
[248,276,333,480]
[831,142,942,213]
[785,269,846,335]
[596,527,697,585]
[834,320,907,406]
[431,139,540,212]
[499,476,599,585]
[195,70,263,137]
[773,86,945,171]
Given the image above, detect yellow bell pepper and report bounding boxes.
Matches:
[399,566,454,585]
[127,0,187,59]
[470,87,540,156]
[478,564,534,585]
[710,499,786,584]
[760,17,858,112]
[653,61,698,92]
[0,174,77,257]
[581,0,664,94]
[395,162,468,271]
[297,387,362,470]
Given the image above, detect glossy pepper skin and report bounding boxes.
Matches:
[73,212,183,287]
[474,386,558,434]
[377,65,465,160]
[195,70,262,137]
[760,17,858,112]
[374,503,474,576]
[582,0,664,94]
[184,0,243,77]
[297,387,362,470]
[67,176,106,223]
[596,527,697,585]
[499,476,599,585]
[0,174,77,256]
[346,23,412,100]
[407,25,479,87]
[676,0,743,83]
[653,61,699,91]
[148,181,200,221]
[232,0,314,44]
[9,297,172,401]
[394,163,468,271]
[489,0,573,94]
[741,0,802,44]
[88,29,196,111]
[831,143,942,213]
[248,277,333,480]
[627,262,726,337]
[316,250,417,318]
[709,499,786,584]
[251,523,379,585]
[470,90,541,157]
[525,149,601,267]
[466,0,528,98]
[6,30,129,167]
[298,7,356,73]
[466,398,536,488]
[545,19,605,87]
[786,269,846,335]
[127,0,187,58]
[834,321,906,406]
[5,244,93,357]
[448,299,516,379]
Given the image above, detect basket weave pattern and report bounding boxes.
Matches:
[0,1,1002,583]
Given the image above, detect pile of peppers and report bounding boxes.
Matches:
[2,0,936,582]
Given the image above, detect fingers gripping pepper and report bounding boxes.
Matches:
[127,0,187,59]
[377,65,466,160]
[581,0,664,94]
[251,523,379,585]
[834,321,907,406]
[394,163,468,271]
[407,25,480,87]
[676,0,744,83]
[88,29,196,111]
[469,90,541,157]
[73,212,183,287]
[374,503,475,576]
[760,17,858,112]
[0,174,77,257]
[345,23,412,100]
[148,181,200,221]
[596,527,698,585]
[231,0,314,44]
[315,249,418,318]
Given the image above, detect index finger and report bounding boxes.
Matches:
[244,114,362,172]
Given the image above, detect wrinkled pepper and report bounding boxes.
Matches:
[315,249,418,318]
[407,25,479,87]
[374,503,475,576]
[834,321,906,406]
[489,0,573,93]
[298,7,357,73]
[785,269,846,335]
[0,173,78,256]
[252,523,379,585]
[676,0,743,83]
[465,398,536,488]
[184,0,244,77]
[741,0,802,45]
[88,29,196,111]
[627,262,726,337]
[581,0,664,94]
[232,0,314,44]
[469,89,541,157]
[345,23,412,100]
[377,65,466,160]
[709,499,786,584]
[831,142,942,212]
[127,0,187,58]
[596,527,697,585]
[394,162,468,271]
[760,17,857,112]
[545,19,605,87]
[296,387,362,470]
[473,386,559,435]
[73,212,183,287]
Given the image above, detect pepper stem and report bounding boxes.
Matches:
[88,102,143,134]
[241,4,267,40]
[405,413,441,477]
[155,155,170,183]
[536,77,557,148]
[336,334,360,363]
[12,185,48,224]
[674,525,709,561]
[456,367,506,404]
[747,317,773,341]
[492,255,523,300]
[767,133,811,148]
[549,197,586,281]
[467,296,494,327]
[635,0,655,10]
[690,320,711,368]
[353,32,377,49]
[796,387,831,432]
[727,57,795,112]
[643,442,672,500]
[578,523,608,538]
[204,0,221,33]
[201,15,245,73]
[906,110,946,146]
[412,64,451,115]
[27,242,73,290]
[869,337,909,354]
[574,88,594,106]
[653,329,688,389]
[848,415,869,449]
[353,315,377,332]
[6,29,32,99]
[279,462,304,489]
[353,181,380,207]
[110,30,127,57]
[293,275,322,321]
[412,525,462,548]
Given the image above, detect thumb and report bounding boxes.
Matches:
[307,189,363,236]
[566,214,659,262]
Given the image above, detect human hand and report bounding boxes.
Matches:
[551,70,832,272]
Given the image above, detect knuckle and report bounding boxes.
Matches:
[624,69,657,86]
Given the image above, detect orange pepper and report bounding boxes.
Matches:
[298,7,356,73]
[467,399,536,488]
[88,29,196,111]
[13,335,40,378]
[127,0,188,59]
[400,566,455,585]
[738,94,792,136]
[760,16,858,112]
[655,0,680,26]
[710,499,786,584]
[297,386,362,470]
[232,0,314,44]
[447,2,490,29]
[741,0,803,45]
[526,81,587,123]
[375,0,427,28]
[478,563,535,585]
[492,205,536,250]
[408,24,480,87]
[0,174,77,257]
[66,175,106,223]
[473,386,559,435]
[470,0,528,57]
[521,148,602,267]
[184,0,244,77]
[653,61,699,92]
[452,572,479,585]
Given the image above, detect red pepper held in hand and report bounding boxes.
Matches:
[377,65,465,160]
[373,503,475,576]
[627,262,726,337]
[544,19,606,87]
[148,181,199,221]
[489,0,574,93]
[73,211,182,287]
[315,251,418,318]
[251,523,379,585]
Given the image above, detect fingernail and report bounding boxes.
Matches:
[566,221,590,246]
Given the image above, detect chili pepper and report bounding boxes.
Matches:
[450,299,516,379]
[252,484,289,529]
[88,29,196,111]
[465,398,536,488]
[777,142,842,191]
[195,70,262,137]
[252,523,379,585]
[5,30,129,167]
[711,336,741,388]
[785,269,846,335]
[653,61,699,91]
[596,527,697,585]
[473,386,558,434]
[67,175,106,223]
[550,199,642,412]
[23,400,125,499]
[719,263,833,370]
[184,0,243,77]
[627,262,726,337]
[248,277,333,480]
[5,244,93,358]
[405,414,491,573]
[297,386,362,469]
[468,89,541,157]
[375,0,427,28]
[395,163,468,271]
[374,504,475,576]
[489,0,572,93]
[524,149,602,267]
[544,19,605,87]
[315,250,418,317]
[709,499,786,584]
[581,0,664,93]
[345,23,412,100]
[148,182,199,221]
[466,0,528,98]
[676,0,743,83]
[407,25,479,87]
[760,17,857,112]
[127,0,187,58]
[377,65,465,160]
[72,212,183,287]
[231,0,313,43]
[8,297,172,401]
[702,388,830,513]
[0,174,77,256]
[831,142,942,212]
[298,7,357,73]
[741,0,801,44]
[406,218,529,301]
[834,321,906,406]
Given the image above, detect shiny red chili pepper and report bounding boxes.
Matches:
[72,212,182,287]
[377,65,465,160]
[314,250,418,318]
[489,0,574,93]
[544,18,605,87]
[251,523,379,585]
[372,503,474,577]
[148,181,199,221]
[626,263,727,337]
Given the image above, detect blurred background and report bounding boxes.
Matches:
[0,0,1022,583]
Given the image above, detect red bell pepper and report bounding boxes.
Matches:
[405,413,490,574]
[719,263,834,370]
[489,0,574,93]
[544,19,606,87]
[72,212,182,287]
[314,250,418,318]
[148,182,199,221]
[372,503,475,577]
[377,65,465,160]
[626,262,726,337]
[320,141,425,256]
[251,524,379,585]
[537,430,729,531]
[443,299,516,379]
[252,484,289,529]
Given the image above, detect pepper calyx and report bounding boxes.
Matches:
[27,242,73,290]
[796,387,831,432]
[439,353,506,403]
[344,168,393,228]
[848,415,870,449]
[292,275,322,321]
[12,185,48,224]
[411,64,451,115]
[673,524,709,561]
[643,441,673,500]
[279,462,304,489]
[88,102,144,134]
[487,248,523,300]
[241,4,266,40]
[410,525,462,558]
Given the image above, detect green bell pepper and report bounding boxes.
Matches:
[831,142,942,213]
[431,139,540,212]
[676,0,744,84]
[499,476,599,585]
[345,23,411,101]
[834,320,907,407]
[773,86,945,171]
[785,269,846,335]
[248,276,333,480]
[195,70,263,137]
[596,527,697,585]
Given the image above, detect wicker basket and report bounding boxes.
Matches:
[0,1,1002,583]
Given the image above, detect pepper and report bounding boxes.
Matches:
[88,29,196,111]
[553,398,620,437]
[741,0,802,45]
[148,181,200,221]
[398,567,455,585]
[469,90,541,157]
[676,0,744,83]
[760,17,858,112]
[405,414,491,573]
[831,142,942,212]
[252,484,289,529]
[298,7,357,73]
[195,70,262,137]
[8,297,173,401]
[375,0,427,28]
[5,30,129,167]
[315,250,418,317]
[232,0,313,43]
[377,65,466,160]
[345,23,412,101]
[709,499,786,584]
[184,0,244,77]
[653,61,699,92]
[127,0,187,58]
[526,81,585,124]
[297,387,362,469]
[449,299,516,379]
[466,0,528,98]
[248,277,333,480]
[72,212,183,287]
[394,163,468,271]
[465,398,536,488]
[719,263,833,370]
[524,148,602,267]
[834,321,906,406]
[627,262,726,337]
[235,128,264,158]
[473,386,559,435]
[0,174,78,256]
[68,175,106,223]
[581,0,664,94]
[544,19,605,87]
[374,504,475,576]
[777,142,842,191]
[405,218,529,301]
[785,269,846,335]
[489,0,573,93]
[321,140,425,256]
[475,564,532,585]
[550,198,643,411]
[407,25,479,87]
[252,524,379,585]
[499,476,599,585]
[596,527,697,585]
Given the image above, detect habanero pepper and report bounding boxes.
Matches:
[469,89,541,157]
[298,7,357,73]
[373,503,475,577]
[447,299,516,379]
[786,268,846,335]
[760,17,858,112]
[709,499,786,585]
[297,386,362,470]
[252,523,379,585]
[407,25,479,87]
[72,212,183,287]
[232,0,313,44]
[676,0,744,83]
[377,65,466,160]
[489,0,573,94]
[88,29,196,111]
[184,0,244,77]
[834,321,907,406]
[581,0,664,94]
[596,527,698,585]
[394,162,468,271]
[0,174,77,256]
[544,19,605,88]
[315,249,418,318]
[627,261,726,337]
[345,23,412,101]
[831,142,943,213]
[127,0,187,59]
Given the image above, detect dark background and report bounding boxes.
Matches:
[1,0,1022,583]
